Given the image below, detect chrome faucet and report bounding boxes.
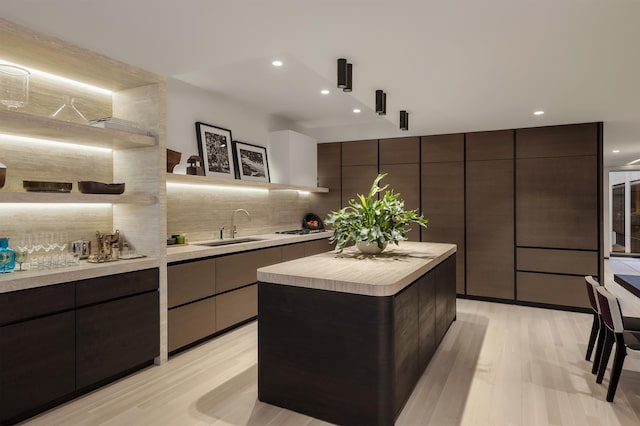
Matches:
[231,209,251,239]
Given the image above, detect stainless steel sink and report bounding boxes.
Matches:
[195,238,262,247]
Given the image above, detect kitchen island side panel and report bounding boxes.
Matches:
[258,252,456,426]
[258,283,395,426]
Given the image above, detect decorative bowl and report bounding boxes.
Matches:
[23,180,72,193]
[78,181,125,194]
[0,162,5,189]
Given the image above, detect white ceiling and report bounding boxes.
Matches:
[2,0,639,167]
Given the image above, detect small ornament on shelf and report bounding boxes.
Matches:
[186,155,203,176]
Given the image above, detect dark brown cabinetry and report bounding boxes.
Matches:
[312,142,342,220]
[76,291,160,389]
[465,130,514,299]
[0,268,159,425]
[258,253,456,426]
[341,139,378,204]
[0,312,75,423]
[421,134,465,293]
[515,123,601,308]
[380,137,420,241]
[316,122,601,311]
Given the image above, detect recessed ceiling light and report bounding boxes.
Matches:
[353,108,361,113]
[272,60,283,67]
[533,110,544,116]
[613,150,620,153]
[321,89,330,95]
[629,158,640,165]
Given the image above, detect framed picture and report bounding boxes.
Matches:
[232,141,271,182]
[195,122,236,179]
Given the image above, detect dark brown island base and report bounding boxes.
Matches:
[257,241,457,426]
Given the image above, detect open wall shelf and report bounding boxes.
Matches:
[0,109,156,150]
[166,173,329,193]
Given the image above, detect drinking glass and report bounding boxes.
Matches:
[15,236,28,271]
[0,64,30,109]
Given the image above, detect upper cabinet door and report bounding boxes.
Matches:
[317,143,341,182]
[515,123,599,158]
[515,123,600,250]
[516,155,599,250]
[341,140,378,166]
[421,134,464,163]
[379,137,419,165]
[466,130,514,161]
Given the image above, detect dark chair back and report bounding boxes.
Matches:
[585,276,600,314]
[595,286,624,333]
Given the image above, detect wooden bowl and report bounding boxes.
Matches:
[78,181,125,194]
[0,163,5,189]
[167,149,182,173]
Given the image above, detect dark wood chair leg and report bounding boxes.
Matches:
[597,329,615,384]
[586,312,600,361]
[606,334,627,402]
[592,317,607,374]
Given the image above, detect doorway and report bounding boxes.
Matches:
[609,171,640,256]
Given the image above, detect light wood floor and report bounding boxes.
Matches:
[21,292,640,426]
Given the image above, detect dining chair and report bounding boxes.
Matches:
[584,276,603,370]
[594,286,640,402]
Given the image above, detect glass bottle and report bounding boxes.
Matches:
[0,237,16,273]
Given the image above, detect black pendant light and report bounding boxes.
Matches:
[343,63,353,92]
[375,90,386,115]
[400,110,409,131]
[337,58,348,89]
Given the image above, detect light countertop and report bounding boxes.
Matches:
[1,232,333,294]
[167,231,332,263]
[257,241,456,297]
[0,257,161,294]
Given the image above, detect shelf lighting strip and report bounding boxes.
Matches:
[167,181,269,194]
[0,133,113,154]
[0,59,112,95]
[2,203,112,209]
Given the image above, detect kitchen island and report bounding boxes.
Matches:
[257,241,456,426]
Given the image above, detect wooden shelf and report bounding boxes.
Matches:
[166,173,329,193]
[0,192,157,204]
[0,109,156,150]
[0,18,162,92]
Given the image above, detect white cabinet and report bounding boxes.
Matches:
[268,130,318,187]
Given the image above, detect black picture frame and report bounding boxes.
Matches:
[195,122,236,179]
[232,141,271,182]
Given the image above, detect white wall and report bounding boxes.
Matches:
[165,78,319,237]
[166,77,300,175]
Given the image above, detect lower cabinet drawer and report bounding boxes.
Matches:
[517,272,590,308]
[168,298,216,352]
[216,285,257,331]
[76,291,159,389]
[304,238,332,256]
[0,311,75,423]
